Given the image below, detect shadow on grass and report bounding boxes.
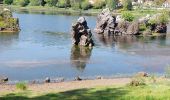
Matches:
[0,87,129,100]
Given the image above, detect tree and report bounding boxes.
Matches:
[29,0,41,6]
[13,0,29,7]
[81,0,91,10]
[57,0,70,8]
[122,0,132,11]
[106,0,117,10]
[3,0,13,5]
[93,0,105,9]
[70,0,81,9]
[45,0,58,7]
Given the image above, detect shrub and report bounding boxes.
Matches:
[154,0,165,6]
[121,12,134,22]
[139,23,147,31]
[122,0,132,11]
[29,0,41,6]
[45,0,58,7]
[148,11,169,24]
[57,0,70,8]
[3,0,13,5]
[130,76,146,86]
[16,82,27,90]
[93,0,105,9]
[13,0,29,7]
[106,0,117,10]
[81,0,91,10]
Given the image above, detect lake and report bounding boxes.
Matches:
[0,11,170,81]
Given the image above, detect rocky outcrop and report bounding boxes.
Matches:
[94,8,116,36]
[94,8,140,36]
[0,8,20,32]
[71,17,94,47]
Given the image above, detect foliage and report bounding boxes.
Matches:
[122,0,132,11]
[0,21,6,28]
[106,0,117,10]
[16,82,27,90]
[81,0,91,10]
[154,0,165,6]
[13,0,29,7]
[139,23,147,31]
[121,11,134,22]
[3,0,13,5]
[70,0,81,9]
[29,0,41,6]
[129,76,146,86]
[93,0,105,9]
[57,0,70,8]
[148,11,169,24]
[45,0,58,7]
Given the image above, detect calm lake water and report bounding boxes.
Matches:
[1,12,170,81]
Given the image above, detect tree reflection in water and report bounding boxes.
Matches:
[70,46,92,72]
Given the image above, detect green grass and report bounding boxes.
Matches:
[1,82,170,100]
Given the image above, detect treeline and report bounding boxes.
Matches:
[2,0,129,10]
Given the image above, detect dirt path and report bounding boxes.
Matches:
[0,78,131,94]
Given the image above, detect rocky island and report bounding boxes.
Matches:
[0,8,20,32]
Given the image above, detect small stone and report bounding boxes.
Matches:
[75,76,82,81]
[136,72,148,77]
[45,77,50,83]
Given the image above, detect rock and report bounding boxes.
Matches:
[136,72,148,77]
[75,76,82,81]
[45,77,50,83]
[0,77,8,82]
[126,21,139,35]
[155,23,167,33]
[96,76,103,79]
[71,17,94,47]
[94,8,116,36]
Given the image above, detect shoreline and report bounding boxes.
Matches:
[0,78,131,94]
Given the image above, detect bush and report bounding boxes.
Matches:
[81,0,91,10]
[70,0,81,10]
[121,12,134,22]
[3,0,13,5]
[154,0,165,6]
[13,0,29,7]
[148,11,169,24]
[130,76,146,86]
[29,0,41,6]
[45,0,58,7]
[57,0,70,8]
[93,0,105,9]
[106,0,117,10]
[122,0,132,11]
[16,82,27,90]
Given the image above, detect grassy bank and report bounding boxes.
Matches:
[4,5,163,17]
[5,5,102,16]
[1,78,170,100]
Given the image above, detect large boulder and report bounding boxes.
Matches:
[126,21,139,35]
[71,17,94,47]
[94,8,116,36]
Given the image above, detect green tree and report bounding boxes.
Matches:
[13,0,29,7]
[45,0,58,7]
[122,0,132,11]
[29,0,41,6]
[3,0,13,5]
[57,0,70,8]
[93,0,105,9]
[106,0,117,10]
[81,0,91,10]
[70,0,81,9]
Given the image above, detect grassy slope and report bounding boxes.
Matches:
[1,82,170,100]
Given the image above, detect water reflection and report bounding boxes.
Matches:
[70,46,92,72]
[0,32,19,52]
[96,34,168,56]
